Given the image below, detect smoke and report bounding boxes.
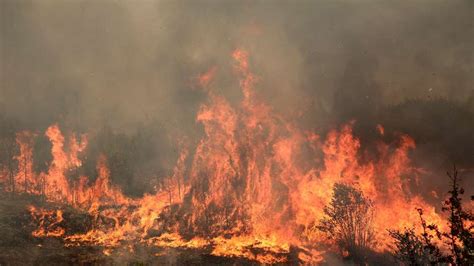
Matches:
[1,0,473,195]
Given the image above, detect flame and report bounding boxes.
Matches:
[43,124,85,201]
[376,124,385,136]
[14,131,37,194]
[197,66,217,88]
[29,205,65,238]
[14,49,455,264]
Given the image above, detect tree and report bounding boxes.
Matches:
[388,228,431,265]
[388,209,444,265]
[389,166,474,265]
[442,165,474,264]
[0,137,17,195]
[318,183,375,263]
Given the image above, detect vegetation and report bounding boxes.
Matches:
[318,166,473,265]
[389,166,474,265]
[388,210,444,265]
[318,183,376,264]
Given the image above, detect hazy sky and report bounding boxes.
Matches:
[1,0,472,133]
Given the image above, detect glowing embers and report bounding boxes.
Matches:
[145,234,300,264]
[29,206,65,238]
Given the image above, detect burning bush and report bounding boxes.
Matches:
[318,183,376,263]
[389,166,474,265]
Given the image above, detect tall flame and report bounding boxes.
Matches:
[16,49,451,264]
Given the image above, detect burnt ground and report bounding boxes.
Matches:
[0,194,265,266]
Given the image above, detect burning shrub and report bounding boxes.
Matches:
[318,183,375,263]
[388,219,441,265]
[389,166,474,265]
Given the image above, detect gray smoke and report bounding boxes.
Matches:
[1,0,473,195]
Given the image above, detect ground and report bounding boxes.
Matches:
[0,194,265,265]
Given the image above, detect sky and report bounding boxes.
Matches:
[1,0,472,131]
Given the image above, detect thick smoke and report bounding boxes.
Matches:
[1,0,473,196]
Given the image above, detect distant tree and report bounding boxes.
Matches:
[0,114,21,195]
[318,183,375,263]
[82,123,170,197]
[0,137,17,195]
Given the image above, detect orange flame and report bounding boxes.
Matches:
[29,205,65,238]
[18,49,454,264]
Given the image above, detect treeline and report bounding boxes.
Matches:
[318,166,473,265]
[0,114,177,198]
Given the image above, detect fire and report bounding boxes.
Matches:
[14,131,36,194]
[10,49,451,264]
[197,66,217,88]
[376,124,385,136]
[43,124,89,202]
[29,205,65,238]
[210,235,291,264]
